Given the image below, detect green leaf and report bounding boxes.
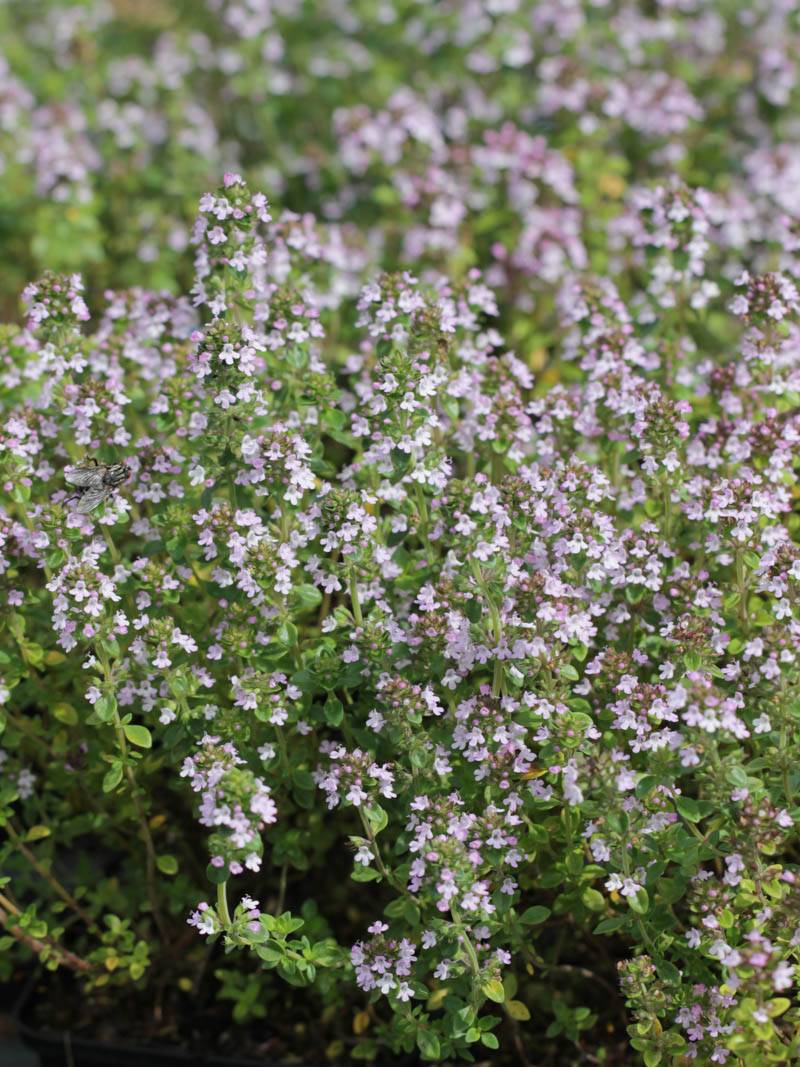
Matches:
[364,804,388,834]
[168,674,189,698]
[20,641,44,666]
[94,693,117,724]
[351,866,382,883]
[52,703,78,726]
[292,768,314,791]
[416,1031,440,1060]
[291,670,318,694]
[726,766,749,788]
[276,621,298,648]
[123,724,152,749]
[594,916,626,935]
[403,899,421,926]
[290,584,323,613]
[683,651,701,672]
[156,855,179,876]
[324,695,344,727]
[635,775,657,799]
[768,998,791,1017]
[581,888,606,912]
[481,1032,500,1050]
[520,905,551,925]
[102,764,124,793]
[676,796,702,822]
[654,958,681,984]
[206,862,229,885]
[628,888,650,915]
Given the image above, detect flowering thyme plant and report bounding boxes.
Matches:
[2,170,800,1066]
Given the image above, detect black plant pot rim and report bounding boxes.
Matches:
[13,971,325,1067]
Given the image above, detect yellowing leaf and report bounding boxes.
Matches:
[506,999,530,1021]
[527,346,547,372]
[482,978,505,1003]
[25,825,51,842]
[427,987,449,1011]
[52,703,78,726]
[768,998,791,1017]
[598,173,626,199]
[353,1011,370,1035]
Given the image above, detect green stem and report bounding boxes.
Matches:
[357,808,410,898]
[349,566,363,627]
[662,479,672,538]
[451,904,481,1008]
[414,482,436,565]
[102,524,121,564]
[0,891,93,973]
[470,559,504,697]
[97,646,169,944]
[358,808,390,882]
[217,882,232,928]
[780,712,793,807]
[735,549,749,630]
[274,724,291,776]
[17,502,53,581]
[6,820,93,927]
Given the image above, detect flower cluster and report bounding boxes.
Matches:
[3,0,800,1057]
[180,734,277,875]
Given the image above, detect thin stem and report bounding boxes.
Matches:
[450,904,482,1009]
[358,807,390,882]
[97,646,169,944]
[470,558,504,697]
[357,808,410,898]
[413,482,436,565]
[217,882,232,928]
[735,549,749,630]
[101,524,121,564]
[276,862,288,916]
[6,820,93,927]
[274,724,291,776]
[17,502,53,582]
[6,711,49,753]
[0,891,92,973]
[662,478,672,538]
[349,566,363,627]
[780,712,793,807]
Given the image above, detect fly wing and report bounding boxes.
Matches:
[65,465,104,489]
[74,486,109,513]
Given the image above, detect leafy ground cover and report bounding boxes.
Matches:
[3,2,800,1065]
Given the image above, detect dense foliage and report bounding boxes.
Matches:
[4,2,800,1066]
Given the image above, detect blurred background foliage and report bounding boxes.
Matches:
[0,0,797,341]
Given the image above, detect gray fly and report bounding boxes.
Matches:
[64,459,130,514]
